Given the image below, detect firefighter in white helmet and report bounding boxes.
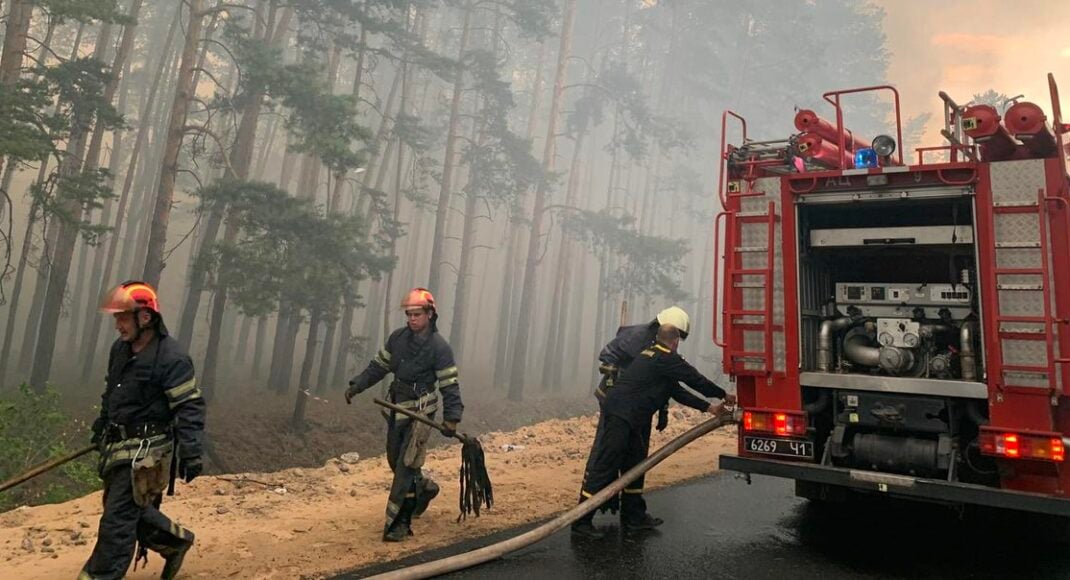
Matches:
[574,306,698,537]
[574,323,732,539]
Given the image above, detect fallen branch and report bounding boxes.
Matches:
[213,475,283,488]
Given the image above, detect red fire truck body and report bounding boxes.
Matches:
[717,79,1070,514]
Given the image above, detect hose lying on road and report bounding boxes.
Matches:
[364,409,740,580]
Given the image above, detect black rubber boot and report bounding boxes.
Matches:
[570,520,605,540]
[159,535,194,580]
[622,513,664,531]
[383,521,413,542]
[413,480,440,519]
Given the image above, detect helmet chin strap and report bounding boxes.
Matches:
[128,308,158,344]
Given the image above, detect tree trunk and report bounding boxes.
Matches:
[381,134,405,338]
[330,295,355,388]
[10,23,87,379]
[355,68,401,216]
[507,0,576,401]
[491,221,519,390]
[17,219,56,375]
[565,248,588,392]
[491,43,544,391]
[278,309,302,391]
[293,314,318,429]
[449,108,485,360]
[61,19,117,352]
[27,122,95,390]
[278,150,297,193]
[0,0,34,179]
[67,0,143,357]
[326,25,369,214]
[234,314,252,364]
[545,127,587,390]
[142,0,205,286]
[361,278,383,352]
[251,314,268,383]
[79,5,182,380]
[80,54,132,351]
[426,3,472,294]
[297,310,320,390]
[0,202,39,384]
[268,309,292,392]
[184,6,292,386]
[315,317,336,393]
[0,0,31,85]
[118,32,183,281]
[381,12,413,341]
[253,112,280,180]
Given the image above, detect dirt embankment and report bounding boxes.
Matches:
[0,407,737,579]
[203,392,599,473]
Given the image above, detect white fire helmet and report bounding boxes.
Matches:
[656,306,690,340]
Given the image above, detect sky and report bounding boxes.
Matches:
[878,0,1070,148]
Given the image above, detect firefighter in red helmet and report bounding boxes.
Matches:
[345,287,464,542]
[81,281,205,579]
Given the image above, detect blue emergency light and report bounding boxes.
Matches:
[854,147,879,169]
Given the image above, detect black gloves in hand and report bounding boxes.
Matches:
[655,406,670,432]
[345,382,359,404]
[180,456,203,483]
[442,421,458,438]
[90,417,105,445]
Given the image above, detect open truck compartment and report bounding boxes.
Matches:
[716,81,1070,511]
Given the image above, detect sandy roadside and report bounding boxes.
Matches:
[0,409,737,579]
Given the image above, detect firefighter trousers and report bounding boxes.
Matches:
[80,465,193,579]
[582,404,649,515]
[384,415,437,533]
[577,414,652,524]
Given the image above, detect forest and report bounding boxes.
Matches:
[0,0,907,401]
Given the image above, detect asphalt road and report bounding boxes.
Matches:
[344,472,1070,580]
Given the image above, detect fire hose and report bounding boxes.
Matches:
[0,445,96,493]
[363,408,740,580]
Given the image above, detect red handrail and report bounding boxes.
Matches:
[719,110,747,208]
[712,211,728,347]
[822,85,905,168]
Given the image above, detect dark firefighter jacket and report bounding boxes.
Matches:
[603,341,727,429]
[95,334,204,474]
[597,321,659,398]
[349,326,464,423]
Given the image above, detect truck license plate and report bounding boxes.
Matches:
[744,436,814,458]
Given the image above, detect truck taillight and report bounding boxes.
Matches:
[743,410,807,436]
[979,430,1066,462]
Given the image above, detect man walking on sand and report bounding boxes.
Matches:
[81,281,205,579]
[345,288,464,542]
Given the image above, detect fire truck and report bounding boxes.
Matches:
[716,76,1070,515]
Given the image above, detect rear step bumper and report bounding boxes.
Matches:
[720,454,1070,516]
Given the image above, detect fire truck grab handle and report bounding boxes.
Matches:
[713,211,728,348]
[936,168,977,186]
[1044,195,1070,260]
[719,110,747,208]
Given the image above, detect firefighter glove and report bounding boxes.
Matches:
[90,417,105,445]
[442,421,458,438]
[345,382,360,405]
[655,406,670,432]
[180,456,203,483]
